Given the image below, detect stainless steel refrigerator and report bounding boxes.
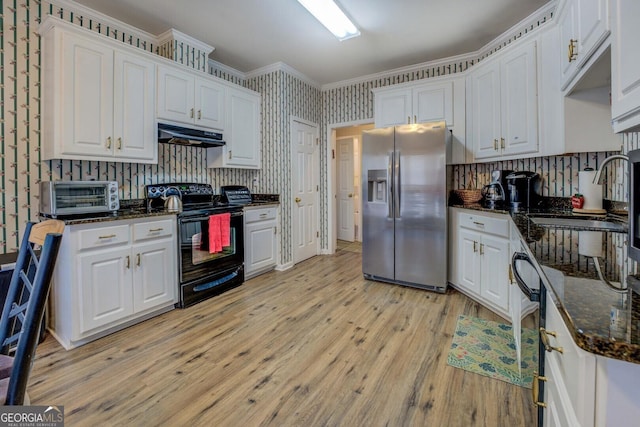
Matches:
[362,122,447,292]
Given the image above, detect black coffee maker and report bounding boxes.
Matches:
[505,171,542,209]
[482,170,512,207]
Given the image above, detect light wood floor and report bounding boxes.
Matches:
[29,249,536,426]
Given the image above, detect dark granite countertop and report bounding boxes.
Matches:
[451,201,640,364]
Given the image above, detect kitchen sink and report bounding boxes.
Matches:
[527,214,628,232]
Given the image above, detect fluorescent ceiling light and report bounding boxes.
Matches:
[297,0,360,41]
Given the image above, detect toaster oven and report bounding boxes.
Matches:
[39,181,120,217]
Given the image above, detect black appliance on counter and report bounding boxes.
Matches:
[506,171,542,209]
[146,183,244,308]
[482,170,512,207]
[220,185,253,206]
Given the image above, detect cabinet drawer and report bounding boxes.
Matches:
[458,212,509,237]
[78,224,130,250]
[245,207,277,223]
[133,219,174,241]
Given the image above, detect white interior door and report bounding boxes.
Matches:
[291,119,319,264]
[337,137,355,242]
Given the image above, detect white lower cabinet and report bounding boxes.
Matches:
[244,206,278,279]
[50,216,177,349]
[449,208,511,319]
[539,291,596,427]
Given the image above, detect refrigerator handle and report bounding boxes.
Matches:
[395,151,401,218]
[387,151,393,219]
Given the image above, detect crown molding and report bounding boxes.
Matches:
[156,28,215,55]
[207,59,247,81]
[246,62,320,88]
[321,50,477,91]
[58,0,157,42]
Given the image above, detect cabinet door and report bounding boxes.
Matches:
[78,247,133,335]
[413,82,453,125]
[226,87,261,168]
[157,66,195,124]
[245,222,277,276]
[132,239,176,312]
[469,61,501,160]
[479,234,510,313]
[543,358,581,427]
[374,89,412,127]
[500,41,538,157]
[458,229,481,296]
[611,0,640,132]
[194,78,225,130]
[577,0,609,67]
[61,33,114,157]
[559,0,578,87]
[113,51,157,162]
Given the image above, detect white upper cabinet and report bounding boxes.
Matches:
[557,0,610,91]
[467,39,538,162]
[373,76,467,164]
[610,0,640,132]
[207,85,261,169]
[374,79,454,127]
[157,65,225,130]
[39,16,157,164]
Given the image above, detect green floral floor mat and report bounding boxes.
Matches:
[447,315,538,388]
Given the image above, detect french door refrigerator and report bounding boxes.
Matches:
[362,122,447,292]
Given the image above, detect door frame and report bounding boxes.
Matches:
[290,116,320,264]
[325,119,373,255]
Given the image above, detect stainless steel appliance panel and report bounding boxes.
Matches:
[394,124,447,287]
[362,126,395,280]
[362,122,447,292]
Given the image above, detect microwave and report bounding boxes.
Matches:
[39,181,120,217]
[630,149,640,262]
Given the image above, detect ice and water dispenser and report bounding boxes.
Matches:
[367,169,387,203]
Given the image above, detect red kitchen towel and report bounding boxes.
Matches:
[219,213,231,247]
[208,215,222,253]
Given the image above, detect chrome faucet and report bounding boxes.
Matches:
[592,154,629,184]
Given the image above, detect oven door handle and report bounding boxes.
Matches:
[511,251,541,302]
[179,212,243,223]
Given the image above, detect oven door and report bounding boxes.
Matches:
[178,210,244,285]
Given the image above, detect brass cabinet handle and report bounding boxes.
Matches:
[136,253,141,267]
[259,213,267,218]
[106,136,112,149]
[99,234,116,239]
[540,327,564,353]
[473,241,478,253]
[348,193,353,198]
[568,39,577,62]
[532,371,547,408]
[480,243,484,255]
[295,197,301,203]
[473,221,485,227]
[508,264,514,284]
[493,139,498,150]
[228,150,232,160]
[274,227,277,235]
[117,137,122,150]
[414,115,417,123]
[190,108,194,118]
[126,255,130,269]
[148,228,164,232]
[500,137,505,149]
[198,110,202,120]
[407,116,411,124]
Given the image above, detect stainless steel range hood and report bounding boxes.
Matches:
[158,122,225,147]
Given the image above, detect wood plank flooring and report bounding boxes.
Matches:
[29,249,536,426]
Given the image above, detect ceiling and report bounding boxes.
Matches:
[72,0,551,86]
